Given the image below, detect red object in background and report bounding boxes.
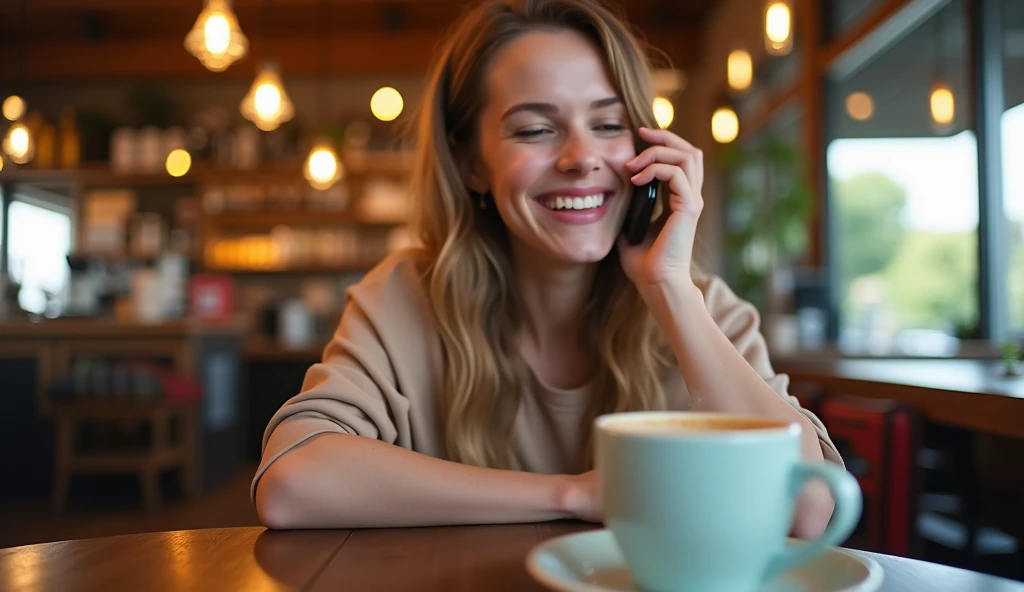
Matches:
[189,274,234,320]
[818,394,920,558]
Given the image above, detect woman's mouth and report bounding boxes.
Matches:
[534,191,613,225]
[540,194,605,211]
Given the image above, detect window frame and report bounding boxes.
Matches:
[818,0,1013,343]
[727,0,1016,346]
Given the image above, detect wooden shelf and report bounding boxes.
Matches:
[0,150,413,188]
[203,210,405,229]
[201,261,381,275]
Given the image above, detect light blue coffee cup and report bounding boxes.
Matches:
[595,411,862,592]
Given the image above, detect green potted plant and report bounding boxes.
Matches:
[719,135,814,315]
[1001,340,1022,377]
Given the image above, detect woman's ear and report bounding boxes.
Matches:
[457,151,489,195]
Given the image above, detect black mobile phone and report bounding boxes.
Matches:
[621,179,659,245]
[621,135,660,244]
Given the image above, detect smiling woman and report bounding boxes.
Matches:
[252,0,843,538]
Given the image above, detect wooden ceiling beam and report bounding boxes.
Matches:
[0,0,457,14]
[0,29,699,83]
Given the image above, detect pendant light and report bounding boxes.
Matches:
[2,121,34,164]
[240,0,294,131]
[764,0,793,56]
[712,106,739,144]
[2,96,25,121]
[929,10,955,129]
[727,49,753,91]
[303,0,342,190]
[305,140,343,190]
[185,0,249,72]
[2,0,33,165]
[652,97,674,129]
[240,61,294,131]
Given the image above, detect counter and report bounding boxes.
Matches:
[0,318,247,500]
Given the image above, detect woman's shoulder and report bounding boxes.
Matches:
[347,248,431,309]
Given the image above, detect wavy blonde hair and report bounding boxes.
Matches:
[410,0,673,470]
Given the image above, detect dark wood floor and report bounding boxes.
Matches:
[0,464,261,549]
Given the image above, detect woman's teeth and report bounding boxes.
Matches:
[542,194,605,210]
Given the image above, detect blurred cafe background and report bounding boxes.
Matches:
[0,0,1021,582]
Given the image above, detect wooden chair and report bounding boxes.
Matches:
[51,400,199,513]
[816,393,921,557]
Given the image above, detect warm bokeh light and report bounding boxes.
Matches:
[304,141,344,190]
[765,1,793,55]
[2,121,34,164]
[845,92,875,121]
[653,97,674,129]
[240,63,294,131]
[0,155,4,172]
[727,50,753,91]
[930,83,955,127]
[2,95,25,121]
[711,107,739,144]
[370,87,404,122]
[166,149,192,177]
[204,13,230,55]
[254,84,282,120]
[184,0,248,72]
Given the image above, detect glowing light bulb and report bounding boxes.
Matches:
[304,140,344,190]
[166,149,192,177]
[370,87,404,122]
[2,96,25,121]
[930,83,955,127]
[653,97,674,129]
[711,107,739,144]
[184,0,248,72]
[241,62,294,131]
[2,121,34,164]
[765,1,793,55]
[254,83,282,120]
[845,92,874,121]
[727,50,753,91]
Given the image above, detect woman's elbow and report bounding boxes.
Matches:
[255,462,302,530]
[791,481,836,540]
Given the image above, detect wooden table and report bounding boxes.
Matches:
[774,359,1024,439]
[2,524,1023,592]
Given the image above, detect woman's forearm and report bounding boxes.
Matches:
[639,280,825,461]
[255,433,577,529]
[639,279,834,538]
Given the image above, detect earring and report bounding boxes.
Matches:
[477,191,492,210]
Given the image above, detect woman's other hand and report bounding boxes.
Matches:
[617,126,705,289]
[556,470,602,523]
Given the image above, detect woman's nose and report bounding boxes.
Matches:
[556,131,601,174]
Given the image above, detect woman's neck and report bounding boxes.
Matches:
[510,241,597,388]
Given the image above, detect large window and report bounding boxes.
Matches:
[827,0,978,355]
[7,191,73,317]
[1003,0,1024,333]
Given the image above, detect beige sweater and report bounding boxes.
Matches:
[252,251,842,499]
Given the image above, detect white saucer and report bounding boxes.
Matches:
[526,529,884,592]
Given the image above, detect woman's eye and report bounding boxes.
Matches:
[514,128,550,138]
[595,123,626,133]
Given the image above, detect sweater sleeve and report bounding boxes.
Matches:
[249,255,430,502]
[696,274,844,467]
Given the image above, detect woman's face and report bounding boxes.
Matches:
[472,29,636,264]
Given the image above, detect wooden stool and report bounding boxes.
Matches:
[51,400,200,513]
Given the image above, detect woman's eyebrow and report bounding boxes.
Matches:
[499,96,621,122]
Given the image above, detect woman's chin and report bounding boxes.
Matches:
[546,236,617,264]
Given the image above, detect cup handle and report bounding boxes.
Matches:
[766,462,863,579]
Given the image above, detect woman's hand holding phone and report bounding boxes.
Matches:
[617,126,705,289]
